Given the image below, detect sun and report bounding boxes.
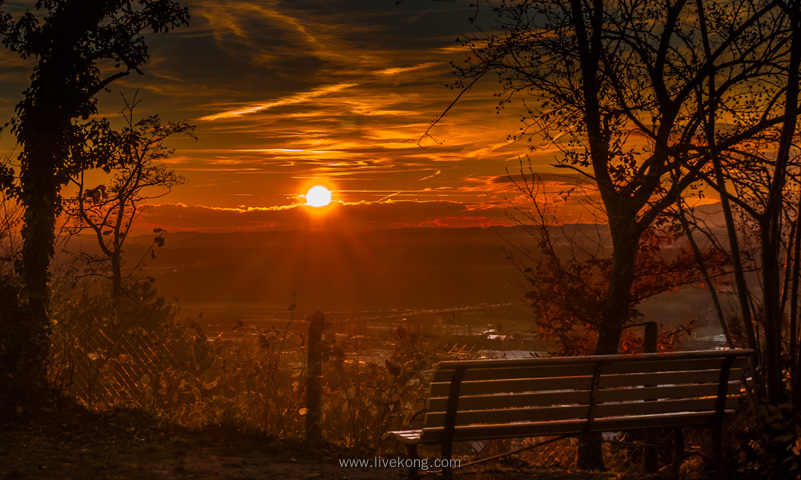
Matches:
[305,185,332,207]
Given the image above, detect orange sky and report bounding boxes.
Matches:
[0,1,616,231]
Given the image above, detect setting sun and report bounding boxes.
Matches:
[305,185,332,207]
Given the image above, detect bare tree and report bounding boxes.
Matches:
[507,163,718,355]
[0,151,21,272]
[438,0,795,355]
[671,2,801,475]
[0,0,189,396]
[435,0,800,469]
[66,94,192,300]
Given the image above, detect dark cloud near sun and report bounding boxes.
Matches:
[490,173,593,185]
[138,199,515,232]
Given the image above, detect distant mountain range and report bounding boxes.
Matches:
[132,226,539,313]
[61,218,726,332]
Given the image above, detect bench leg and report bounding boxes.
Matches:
[442,464,454,480]
[713,422,727,480]
[672,427,684,476]
[406,444,419,479]
[441,442,454,480]
[644,428,658,473]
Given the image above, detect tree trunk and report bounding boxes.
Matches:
[577,212,641,471]
[17,142,60,395]
[761,220,785,406]
[595,216,641,355]
[111,252,122,300]
[760,0,801,407]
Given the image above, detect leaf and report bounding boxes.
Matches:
[298,407,308,415]
[103,230,113,236]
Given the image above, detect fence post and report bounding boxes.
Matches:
[306,311,325,444]
[644,321,658,473]
[643,321,657,354]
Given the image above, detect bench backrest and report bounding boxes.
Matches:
[420,349,752,443]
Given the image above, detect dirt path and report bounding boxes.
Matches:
[0,406,628,480]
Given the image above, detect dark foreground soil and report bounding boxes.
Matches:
[0,405,638,480]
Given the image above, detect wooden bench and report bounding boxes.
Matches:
[385,349,752,479]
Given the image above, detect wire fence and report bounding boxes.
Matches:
[50,323,208,410]
[46,308,718,478]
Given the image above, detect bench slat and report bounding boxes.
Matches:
[419,410,730,443]
[435,349,752,370]
[430,375,594,397]
[429,368,744,398]
[428,389,592,412]
[427,381,740,412]
[426,381,743,414]
[424,395,740,427]
[431,356,749,383]
[425,403,590,425]
[431,363,598,383]
[593,395,740,418]
[597,368,743,389]
[596,380,742,403]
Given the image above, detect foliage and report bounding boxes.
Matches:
[441,0,795,360]
[182,324,307,436]
[48,275,193,404]
[0,0,190,396]
[0,272,30,406]
[734,397,801,479]
[65,94,192,298]
[47,277,443,450]
[511,173,709,355]
[323,326,434,450]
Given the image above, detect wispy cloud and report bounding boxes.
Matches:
[376,62,440,77]
[137,199,517,233]
[199,83,358,121]
[0,0,594,229]
[419,169,441,181]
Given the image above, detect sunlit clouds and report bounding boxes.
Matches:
[0,0,590,230]
[199,83,358,121]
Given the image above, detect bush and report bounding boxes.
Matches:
[0,274,30,406]
[733,398,801,479]
[322,326,435,450]
[47,283,445,450]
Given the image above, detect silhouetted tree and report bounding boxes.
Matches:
[508,168,719,356]
[438,0,801,470]
[442,0,790,358]
[0,151,20,271]
[66,94,192,300]
[678,1,801,474]
[0,0,189,398]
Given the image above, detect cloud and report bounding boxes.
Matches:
[136,200,517,232]
[490,173,593,184]
[418,169,441,181]
[199,83,359,121]
[0,0,585,230]
[376,62,440,77]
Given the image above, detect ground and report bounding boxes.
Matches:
[0,405,642,480]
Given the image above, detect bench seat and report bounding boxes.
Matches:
[385,349,753,479]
